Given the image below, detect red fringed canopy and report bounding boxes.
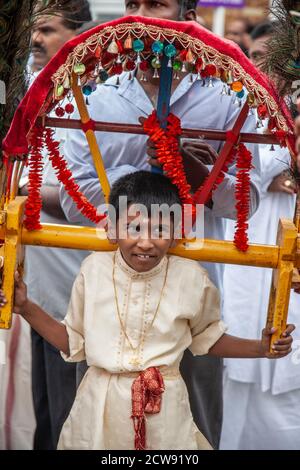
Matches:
[2,15,295,156]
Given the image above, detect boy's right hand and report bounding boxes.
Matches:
[0,271,28,316]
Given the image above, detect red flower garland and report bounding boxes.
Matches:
[143,111,252,251]
[24,126,44,230]
[234,143,253,252]
[44,128,106,225]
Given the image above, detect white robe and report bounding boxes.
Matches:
[57,250,226,450]
[220,142,300,449]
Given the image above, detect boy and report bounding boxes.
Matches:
[0,171,293,450]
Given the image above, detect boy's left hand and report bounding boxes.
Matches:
[261,324,295,358]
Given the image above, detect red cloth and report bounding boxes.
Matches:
[2,15,294,156]
[131,367,165,450]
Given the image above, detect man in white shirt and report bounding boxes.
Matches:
[60,0,260,448]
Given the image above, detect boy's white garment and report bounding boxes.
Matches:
[221,143,300,449]
[58,251,226,450]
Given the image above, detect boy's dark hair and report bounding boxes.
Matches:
[109,171,182,220]
[60,0,92,31]
[250,21,276,41]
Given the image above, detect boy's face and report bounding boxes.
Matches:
[109,206,177,272]
[124,1,196,21]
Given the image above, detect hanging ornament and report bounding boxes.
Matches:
[82,85,92,96]
[220,70,229,83]
[236,89,245,107]
[247,92,256,108]
[54,84,64,100]
[107,39,119,55]
[133,39,145,65]
[220,84,227,96]
[95,45,102,58]
[164,43,177,67]
[124,58,136,80]
[98,68,109,83]
[151,56,161,78]
[204,64,217,87]
[173,59,182,79]
[63,75,70,90]
[55,106,65,117]
[65,103,74,115]
[258,104,268,120]
[73,63,86,86]
[139,60,150,81]
[231,81,243,93]
[152,40,164,54]
[195,58,203,80]
[186,48,195,63]
[124,34,133,50]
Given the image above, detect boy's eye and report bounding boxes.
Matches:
[127,224,141,236]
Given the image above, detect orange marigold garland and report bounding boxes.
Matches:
[44,128,106,225]
[234,143,253,252]
[24,126,44,230]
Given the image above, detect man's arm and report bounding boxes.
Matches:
[211,110,261,220]
[20,184,66,219]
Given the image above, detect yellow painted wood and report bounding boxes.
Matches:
[72,75,110,203]
[266,219,298,352]
[17,221,280,268]
[0,197,26,329]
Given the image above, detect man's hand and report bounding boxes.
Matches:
[0,271,29,316]
[267,171,296,195]
[261,324,295,359]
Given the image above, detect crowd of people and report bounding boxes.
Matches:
[0,0,300,451]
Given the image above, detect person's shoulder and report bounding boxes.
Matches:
[80,251,114,273]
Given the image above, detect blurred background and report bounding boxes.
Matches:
[89,0,271,36]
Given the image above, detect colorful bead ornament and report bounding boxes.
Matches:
[98,69,109,83]
[73,63,86,86]
[65,103,74,115]
[55,84,64,99]
[152,41,164,54]
[82,85,92,96]
[164,43,177,67]
[231,81,243,93]
[55,106,65,117]
[151,56,161,78]
[133,39,145,65]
